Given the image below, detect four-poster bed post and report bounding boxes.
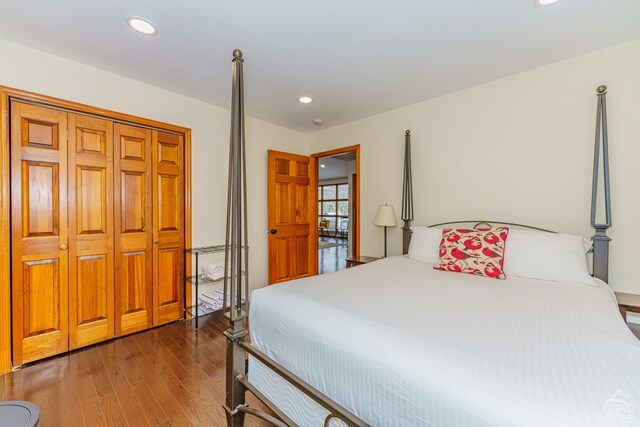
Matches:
[223,50,368,427]
[401,130,414,255]
[223,48,250,427]
[590,85,612,283]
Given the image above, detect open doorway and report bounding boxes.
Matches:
[312,146,360,275]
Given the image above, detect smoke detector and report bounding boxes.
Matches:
[313,118,323,126]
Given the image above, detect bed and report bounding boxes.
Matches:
[248,255,640,426]
[222,51,628,426]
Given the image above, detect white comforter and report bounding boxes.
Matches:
[248,256,640,426]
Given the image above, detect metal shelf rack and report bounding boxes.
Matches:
[184,245,226,329]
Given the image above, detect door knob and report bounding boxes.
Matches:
[270,229,277,234]
[153,239,160,244]
[59,243,68,251]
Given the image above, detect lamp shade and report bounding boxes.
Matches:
[374,204,397,227]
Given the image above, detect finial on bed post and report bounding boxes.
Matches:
[224,49,249,427]
[402,130,414,255]
[591,85,611,283]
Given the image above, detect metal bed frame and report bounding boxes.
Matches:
[221,48,612,426]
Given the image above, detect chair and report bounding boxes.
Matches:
[319,219,330,237]
[337,217,349,239]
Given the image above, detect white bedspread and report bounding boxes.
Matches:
[248,256,640,427]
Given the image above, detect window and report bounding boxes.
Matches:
[319,183,349,235]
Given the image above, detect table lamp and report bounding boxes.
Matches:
[374,204,397,257]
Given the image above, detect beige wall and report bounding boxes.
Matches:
[0,39,307,290]
[3,37,640,293]
[318,178,348,185]
[308,38,640,293]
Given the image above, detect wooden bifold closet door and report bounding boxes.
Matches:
[152,131,184,326]
[10,102,69,365]
[10,100,186,365]
[113,124,153,336]
[68,114,115,349]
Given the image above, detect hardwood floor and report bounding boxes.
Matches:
[318,236,348,275]
[0,313,271,426]
[628,322,640,339]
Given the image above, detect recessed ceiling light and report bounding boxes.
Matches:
[320,164,326,168]
[126,17,158,35]
[298,96,313,104]
[534,0,560,7]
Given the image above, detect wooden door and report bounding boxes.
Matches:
[152,131,184,325]
[267,150,317,284]
[113,124,153,336]
[68,114,114,349]
[10,102,69,364]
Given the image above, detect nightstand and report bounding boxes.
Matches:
[615,292,640,339]
[345,256,380,268]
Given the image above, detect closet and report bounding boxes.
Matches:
[7,97,189,365]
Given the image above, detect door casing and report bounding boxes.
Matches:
[311,145,361,260]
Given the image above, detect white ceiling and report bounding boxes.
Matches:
[319,157,349,181]
[0,1,639,133]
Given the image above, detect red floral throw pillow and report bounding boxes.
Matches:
[434,227,509,279]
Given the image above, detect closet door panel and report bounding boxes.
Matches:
[68,114,114,349]
[152,131,184,325]
[119,251,149,331]
[114,124,153,336]
[11,102,69,364]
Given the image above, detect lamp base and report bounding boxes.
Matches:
[383,226,387,258]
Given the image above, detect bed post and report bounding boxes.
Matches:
[590,85,611,283]
[402,130,413,254]
[223,49,249,427]
[220,49,369,427]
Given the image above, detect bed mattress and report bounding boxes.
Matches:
[248,256,640,426]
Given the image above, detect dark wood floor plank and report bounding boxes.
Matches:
[99,341,127,386]
[112,380,151,427]
[136,325,230,425]
[77,368,108,427]
[91,363,116,398]
[130,380,169,426]
[164,332,219,380]
[319,236,348,274]
[72,345,104,374]
[114,338,145,386]
[100,392,129,427]
[18,364,48,421]
[0,312,272,426]
[59,368,85,427]
[35,358,68,426]
[2,369,22,402]
[131,334,195,426]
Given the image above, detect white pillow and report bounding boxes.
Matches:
[503,229,595,286]
[408,226,442,264]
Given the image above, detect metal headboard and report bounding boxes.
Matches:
[402,86,612,283]
[428,221,556,234]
